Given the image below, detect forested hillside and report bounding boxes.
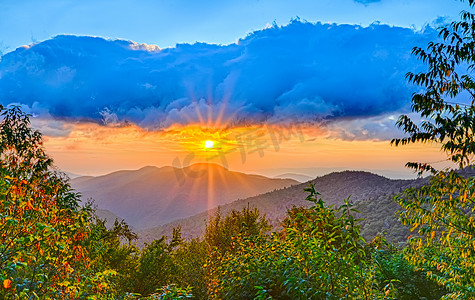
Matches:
[139,170,426,244]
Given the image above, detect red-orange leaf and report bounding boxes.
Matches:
[3,279,12,289]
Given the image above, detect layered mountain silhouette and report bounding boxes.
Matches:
[138,170,427,244]
[71,163,297,229]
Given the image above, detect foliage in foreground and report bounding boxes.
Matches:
[0,105,119,299]
[204,185,444,300]
[209,185,375,299]
[391,0,475,298]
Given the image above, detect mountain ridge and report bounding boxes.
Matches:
[71,163,298,229]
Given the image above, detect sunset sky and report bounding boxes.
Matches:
[0,0,468,178]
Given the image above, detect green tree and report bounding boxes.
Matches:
[89,218,140,297]
[172,239,207,299]
[128,227,182,297]
[370,237,448,300]
[209,185,388,299]
[204,206,270,297]
[392,0,475,171]
[392,1,475,298]
[204,205,271,255]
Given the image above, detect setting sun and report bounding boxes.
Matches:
[204,140,214,149]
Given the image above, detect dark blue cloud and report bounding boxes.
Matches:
[0,21,437,128]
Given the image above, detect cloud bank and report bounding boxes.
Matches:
[0,21,437,133]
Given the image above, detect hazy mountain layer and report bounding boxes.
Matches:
[71,163,297,229]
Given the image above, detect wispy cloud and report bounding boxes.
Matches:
[0,21,437,137]
[354,0,381,5]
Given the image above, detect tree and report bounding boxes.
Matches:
[172,238,207,299]
[204,206,270,298]
[392,0,475,172]
[208,185,389,299]
[204,205,270,255]
[0,105,117,299]
[392,1,475,297]
[88,218,140,296]
[127,227,182,297]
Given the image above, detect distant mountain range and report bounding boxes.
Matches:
[62,171,84,179]
[138,170,428,244]
[71,163,298,229]
[274,173,313,183]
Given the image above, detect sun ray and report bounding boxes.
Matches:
[207,164,215,210]
[194,99,206,125]
[207,97,213,127]
[214,95,230,128]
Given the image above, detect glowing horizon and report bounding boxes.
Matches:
[40,119,452,179]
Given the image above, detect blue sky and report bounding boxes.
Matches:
[0,0,469,52]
